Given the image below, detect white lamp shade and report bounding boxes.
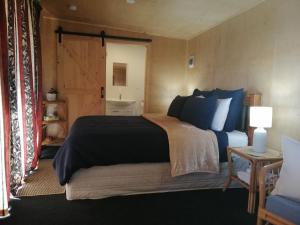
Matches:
[250,106,272,128]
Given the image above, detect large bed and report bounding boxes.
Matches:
[53,90,258,200]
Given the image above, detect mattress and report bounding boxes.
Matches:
[66,156,249,200]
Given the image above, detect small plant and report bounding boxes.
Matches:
[48,88,58,94]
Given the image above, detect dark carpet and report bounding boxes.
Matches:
[2,189,257,225]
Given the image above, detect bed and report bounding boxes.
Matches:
[53,90,260,200]
[65,131,248,200]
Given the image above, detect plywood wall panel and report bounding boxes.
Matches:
[186,0,300,150]
[147,36,187,112]
[40,14,186,114]
[41,17,59,94]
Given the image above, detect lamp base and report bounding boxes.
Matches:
[253,127,267,153]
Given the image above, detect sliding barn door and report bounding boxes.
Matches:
[57,36,106,127]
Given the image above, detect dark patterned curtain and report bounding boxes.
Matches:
[0,0,11,218]
[1,0,43,198]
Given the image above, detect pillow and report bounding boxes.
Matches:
[211,98,232,131]
[193,89,215,97]
[272,136,300,201]
[215,88,244,132]
[180,96,217,130]
[167,95,189,118]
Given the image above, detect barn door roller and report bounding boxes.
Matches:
[55,26,152,47]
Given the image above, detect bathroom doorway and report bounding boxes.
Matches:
[105,42,147,116]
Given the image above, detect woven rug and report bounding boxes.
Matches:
[17,159,65,197]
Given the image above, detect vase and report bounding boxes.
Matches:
[46,93,57,101]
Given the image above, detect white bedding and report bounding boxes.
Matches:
[227,130,248,148]
[66,158,248,200]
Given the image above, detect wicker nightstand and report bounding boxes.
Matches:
[223,146,282,214]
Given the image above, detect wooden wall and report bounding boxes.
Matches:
[40,12,187,114]
[146,36,187,112]
[185,0,300,150]
[41,0,300,150]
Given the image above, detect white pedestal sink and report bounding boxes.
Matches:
[106,99,136,115]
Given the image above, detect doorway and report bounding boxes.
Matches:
[105,42,147,115]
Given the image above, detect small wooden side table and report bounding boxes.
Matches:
[224,146,282,214]
[42,100,68,145]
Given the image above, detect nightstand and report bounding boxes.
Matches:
[223,146,282,214]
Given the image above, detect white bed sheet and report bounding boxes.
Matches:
[227,130,248,148]
[66,157,248,200]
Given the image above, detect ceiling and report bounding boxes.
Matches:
[41,0,265,39]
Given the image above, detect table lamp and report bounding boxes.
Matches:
[250,106,272,153]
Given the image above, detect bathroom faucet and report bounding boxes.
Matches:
[119,94,122,100]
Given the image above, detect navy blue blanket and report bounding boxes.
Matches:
[213,131,229,163]
[53,116,228,185]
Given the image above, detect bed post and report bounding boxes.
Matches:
[245,93,262,145]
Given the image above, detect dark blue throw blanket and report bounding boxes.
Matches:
[53,116,228,185]
[53,116,169,185]
[213,131,229,163]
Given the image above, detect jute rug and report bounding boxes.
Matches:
[17,159,65,197]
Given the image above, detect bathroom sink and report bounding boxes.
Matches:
[106,99,136,106]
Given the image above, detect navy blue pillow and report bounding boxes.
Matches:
[180,96,218,130]
[215,88,244,132]
[193,88,215,97]
[167,95,189,118]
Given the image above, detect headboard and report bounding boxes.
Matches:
[242,93,262,145]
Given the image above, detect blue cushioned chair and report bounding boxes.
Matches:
[257,161,300,225]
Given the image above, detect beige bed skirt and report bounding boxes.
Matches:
[66,157,248,200]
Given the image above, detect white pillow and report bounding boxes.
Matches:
[211,98,232,131]
[272,136,300,201]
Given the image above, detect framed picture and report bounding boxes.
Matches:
[188,55,195,69]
